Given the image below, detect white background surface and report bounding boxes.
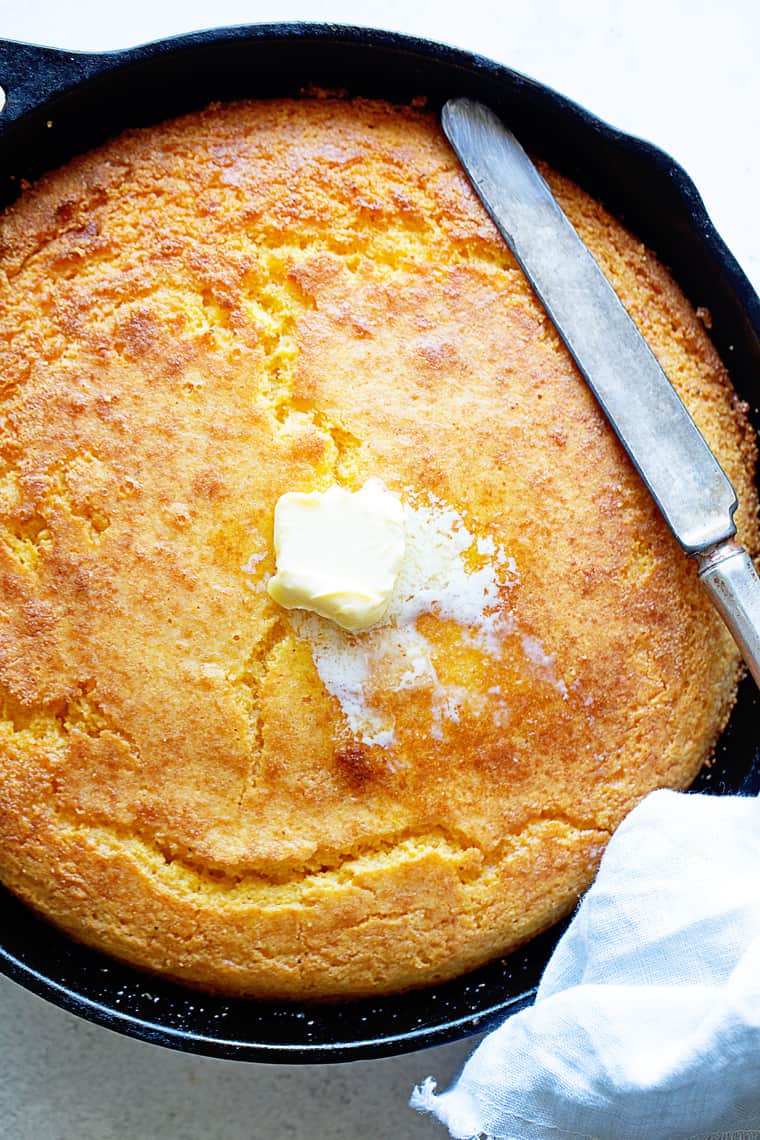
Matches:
[0,2,757,1138]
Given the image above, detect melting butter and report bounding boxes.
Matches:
[267,480,406,633]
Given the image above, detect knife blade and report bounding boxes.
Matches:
[442,96,760,687]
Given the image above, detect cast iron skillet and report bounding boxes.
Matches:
[0,23,758,1063]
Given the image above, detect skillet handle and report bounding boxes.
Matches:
[0,39,115,125]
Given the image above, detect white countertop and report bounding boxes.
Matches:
[0,2,757,1136]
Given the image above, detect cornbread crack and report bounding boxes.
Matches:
[0,694,67,740]
[39,808,609,903]
[0,96,756,998]
[233,616,289,805]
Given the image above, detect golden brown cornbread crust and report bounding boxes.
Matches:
[0,98,756,999]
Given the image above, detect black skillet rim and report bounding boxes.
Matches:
[0,21,758,1063]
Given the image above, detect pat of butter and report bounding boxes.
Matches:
[267,481,406,632]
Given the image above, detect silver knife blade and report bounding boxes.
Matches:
[441,97,737,555]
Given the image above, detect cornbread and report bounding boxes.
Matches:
[0,96,756,999]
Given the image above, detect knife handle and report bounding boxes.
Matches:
[697,542,760,688]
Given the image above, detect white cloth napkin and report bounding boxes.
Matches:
[411,790,760,1140]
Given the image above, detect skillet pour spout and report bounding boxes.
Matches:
[0,22,758,1063]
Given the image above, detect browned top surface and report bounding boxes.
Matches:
[0,97,755,996]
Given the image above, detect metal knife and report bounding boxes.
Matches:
[442,97,760,688]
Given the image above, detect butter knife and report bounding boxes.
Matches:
[442,97,760,687]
